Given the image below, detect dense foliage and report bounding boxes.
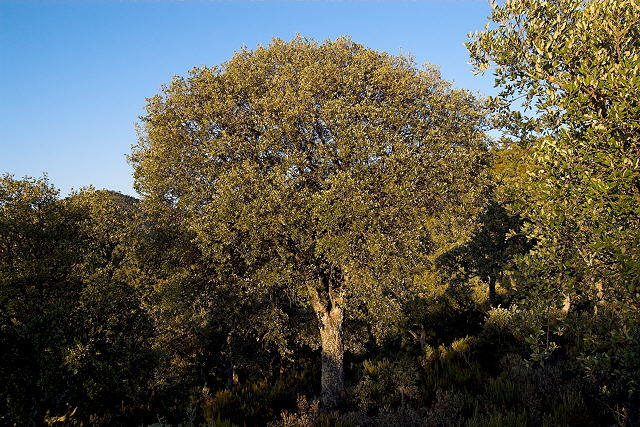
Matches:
[1,1,638,425]
[130,36,489,410]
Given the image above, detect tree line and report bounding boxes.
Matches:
[1,0,638,425]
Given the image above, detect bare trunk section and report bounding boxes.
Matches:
[319,303,346,409]
[594,280,603,315]
[224,335,238,390]
[308,281,347,409]
[562,293,571,313]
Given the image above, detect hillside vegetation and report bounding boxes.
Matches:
[1,0,638,425]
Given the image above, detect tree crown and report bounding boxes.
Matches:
[132,37,489,309]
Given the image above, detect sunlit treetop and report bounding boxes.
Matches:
[131,36,489,336]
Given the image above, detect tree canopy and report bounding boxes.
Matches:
[132,36,489,408]
[467,0,640,412]
[467,0,640,310]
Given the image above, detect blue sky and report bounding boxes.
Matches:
[1,0,496,196]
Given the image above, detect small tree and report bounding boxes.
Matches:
[131,37,488,408]
[65,189,156,423]
[0,175,83,424]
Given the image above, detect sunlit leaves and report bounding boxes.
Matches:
[467,0,640,311]
[132,36,490,341]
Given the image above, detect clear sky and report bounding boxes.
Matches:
[0,0,496,197]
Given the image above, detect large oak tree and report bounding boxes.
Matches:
[131,37,488,408]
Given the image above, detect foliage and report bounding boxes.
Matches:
[437,199,529,306]
[0,178,156,424]
[3,12,640,423]
[131,35,489,408]
[468,0,640,311]
[354,358,419,412]
[0,175,84,424]
[468,0,640,422]
[63,189,156,422]
[132,34,488,322]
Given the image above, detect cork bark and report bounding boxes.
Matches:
[308,279,347,409]
[319,302,346,409]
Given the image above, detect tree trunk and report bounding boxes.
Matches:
[319,303,346,409]
[225,362,238,390]
[308,282,347,409]
[562,293,571,313]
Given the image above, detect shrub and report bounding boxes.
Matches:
[354,358,419,412]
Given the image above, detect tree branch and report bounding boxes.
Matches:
[307,281,327,318]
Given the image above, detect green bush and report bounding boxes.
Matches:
[354,358,419,412]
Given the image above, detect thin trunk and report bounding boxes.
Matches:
[409,326,427,350]
[225,362,238,390]
[562,293,571,313]
[225,334,238,390]
[594,280,603,315]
